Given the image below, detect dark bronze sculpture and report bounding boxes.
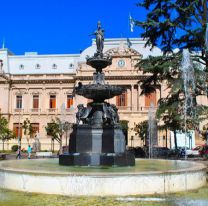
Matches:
[91,21,104,56]
[59,22,135,167]
[76,104,92,124]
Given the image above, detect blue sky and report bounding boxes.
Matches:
[0,0,146,55]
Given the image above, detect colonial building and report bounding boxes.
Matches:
[0,38,205,150]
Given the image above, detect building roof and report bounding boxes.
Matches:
[0,38,162,75]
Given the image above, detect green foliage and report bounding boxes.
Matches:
[0,116,15,142]
[135,1,208,147]
[45,118,73,143]
[119,120,129,131]
[45,118,61,143]
[136,0,208,69]
[133,120,148,142]
[11,145,18,152]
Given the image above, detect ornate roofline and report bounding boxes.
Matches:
[104,47,142,58]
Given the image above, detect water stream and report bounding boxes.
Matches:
[180,49,196,156]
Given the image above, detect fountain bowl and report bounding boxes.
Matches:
[75,84,125,101]
[0,158,206,196]
[87,56,112,71]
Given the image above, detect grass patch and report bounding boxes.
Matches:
[1,185,208,206]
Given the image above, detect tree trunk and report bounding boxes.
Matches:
[2,140,5,152]
[59,135,63,155]
[65,131,68,146]
[174,130,177,149]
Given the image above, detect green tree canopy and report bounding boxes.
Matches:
[135,1,208,148]
[136,0,208,68]
[133,120,148,143]
[0,116,15,151]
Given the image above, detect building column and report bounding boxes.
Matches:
[137,83,141,111]
[131,85,134,111]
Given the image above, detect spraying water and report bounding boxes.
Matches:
[180,49,196,158]
[205,23,208,51]
[148,102,157,159]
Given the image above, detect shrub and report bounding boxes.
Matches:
[11,145,18,152]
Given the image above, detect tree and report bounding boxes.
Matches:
[136,0,208,69]
[22,118,34,145]
[119,120,129,145]
[62,121,73,146]
[0,116,15,151]
[133,120,148,145]
[45,118,73,153]
[135,0,208,148]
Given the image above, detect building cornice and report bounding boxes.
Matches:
[75,75,147,81]
[11,79,75,84]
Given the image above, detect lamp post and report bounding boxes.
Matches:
[16,90,24,158]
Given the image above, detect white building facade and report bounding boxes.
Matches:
[1,38,203,151]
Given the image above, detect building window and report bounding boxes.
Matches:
[67,95,73,108]
[49,95,56,108]
[36,64,40,69]
[145,91,156,107]
[13,123,22,138]
[69,63,74,69]
[19,64,24,70]
[16,95,22,109]
[33,95,39,109]
[116,92,127,107]
[52,64,57,69]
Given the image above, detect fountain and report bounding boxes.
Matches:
[180,49,196,156]
[0,23,206,196]
[59,21,135,167]
[147,103,157,158]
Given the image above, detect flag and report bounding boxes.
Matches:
[129,14,135,32]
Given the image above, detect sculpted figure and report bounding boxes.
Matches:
[103,103,119,125]
[76,104,92,124]
[90,21,104,56]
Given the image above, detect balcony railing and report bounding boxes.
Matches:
[117,106,131,111]
[48,108,58,113]
[31,108,41,113]
[14,108,24,113]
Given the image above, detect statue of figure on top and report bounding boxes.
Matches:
[90,21,104,57]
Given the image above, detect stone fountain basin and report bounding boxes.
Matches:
[75,84,124,101]
[0,159,206,196]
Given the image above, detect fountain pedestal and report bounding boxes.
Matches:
[59,125,135,166]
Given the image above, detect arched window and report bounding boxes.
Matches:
[36,64,41,69]
[19,64,24,70]
[52,64,57,69]
[145,90,156,107]
[116,92,127,107]
[69,63,74,69]
[67,95,73,108]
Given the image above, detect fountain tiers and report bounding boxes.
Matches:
[59,23,135,166]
